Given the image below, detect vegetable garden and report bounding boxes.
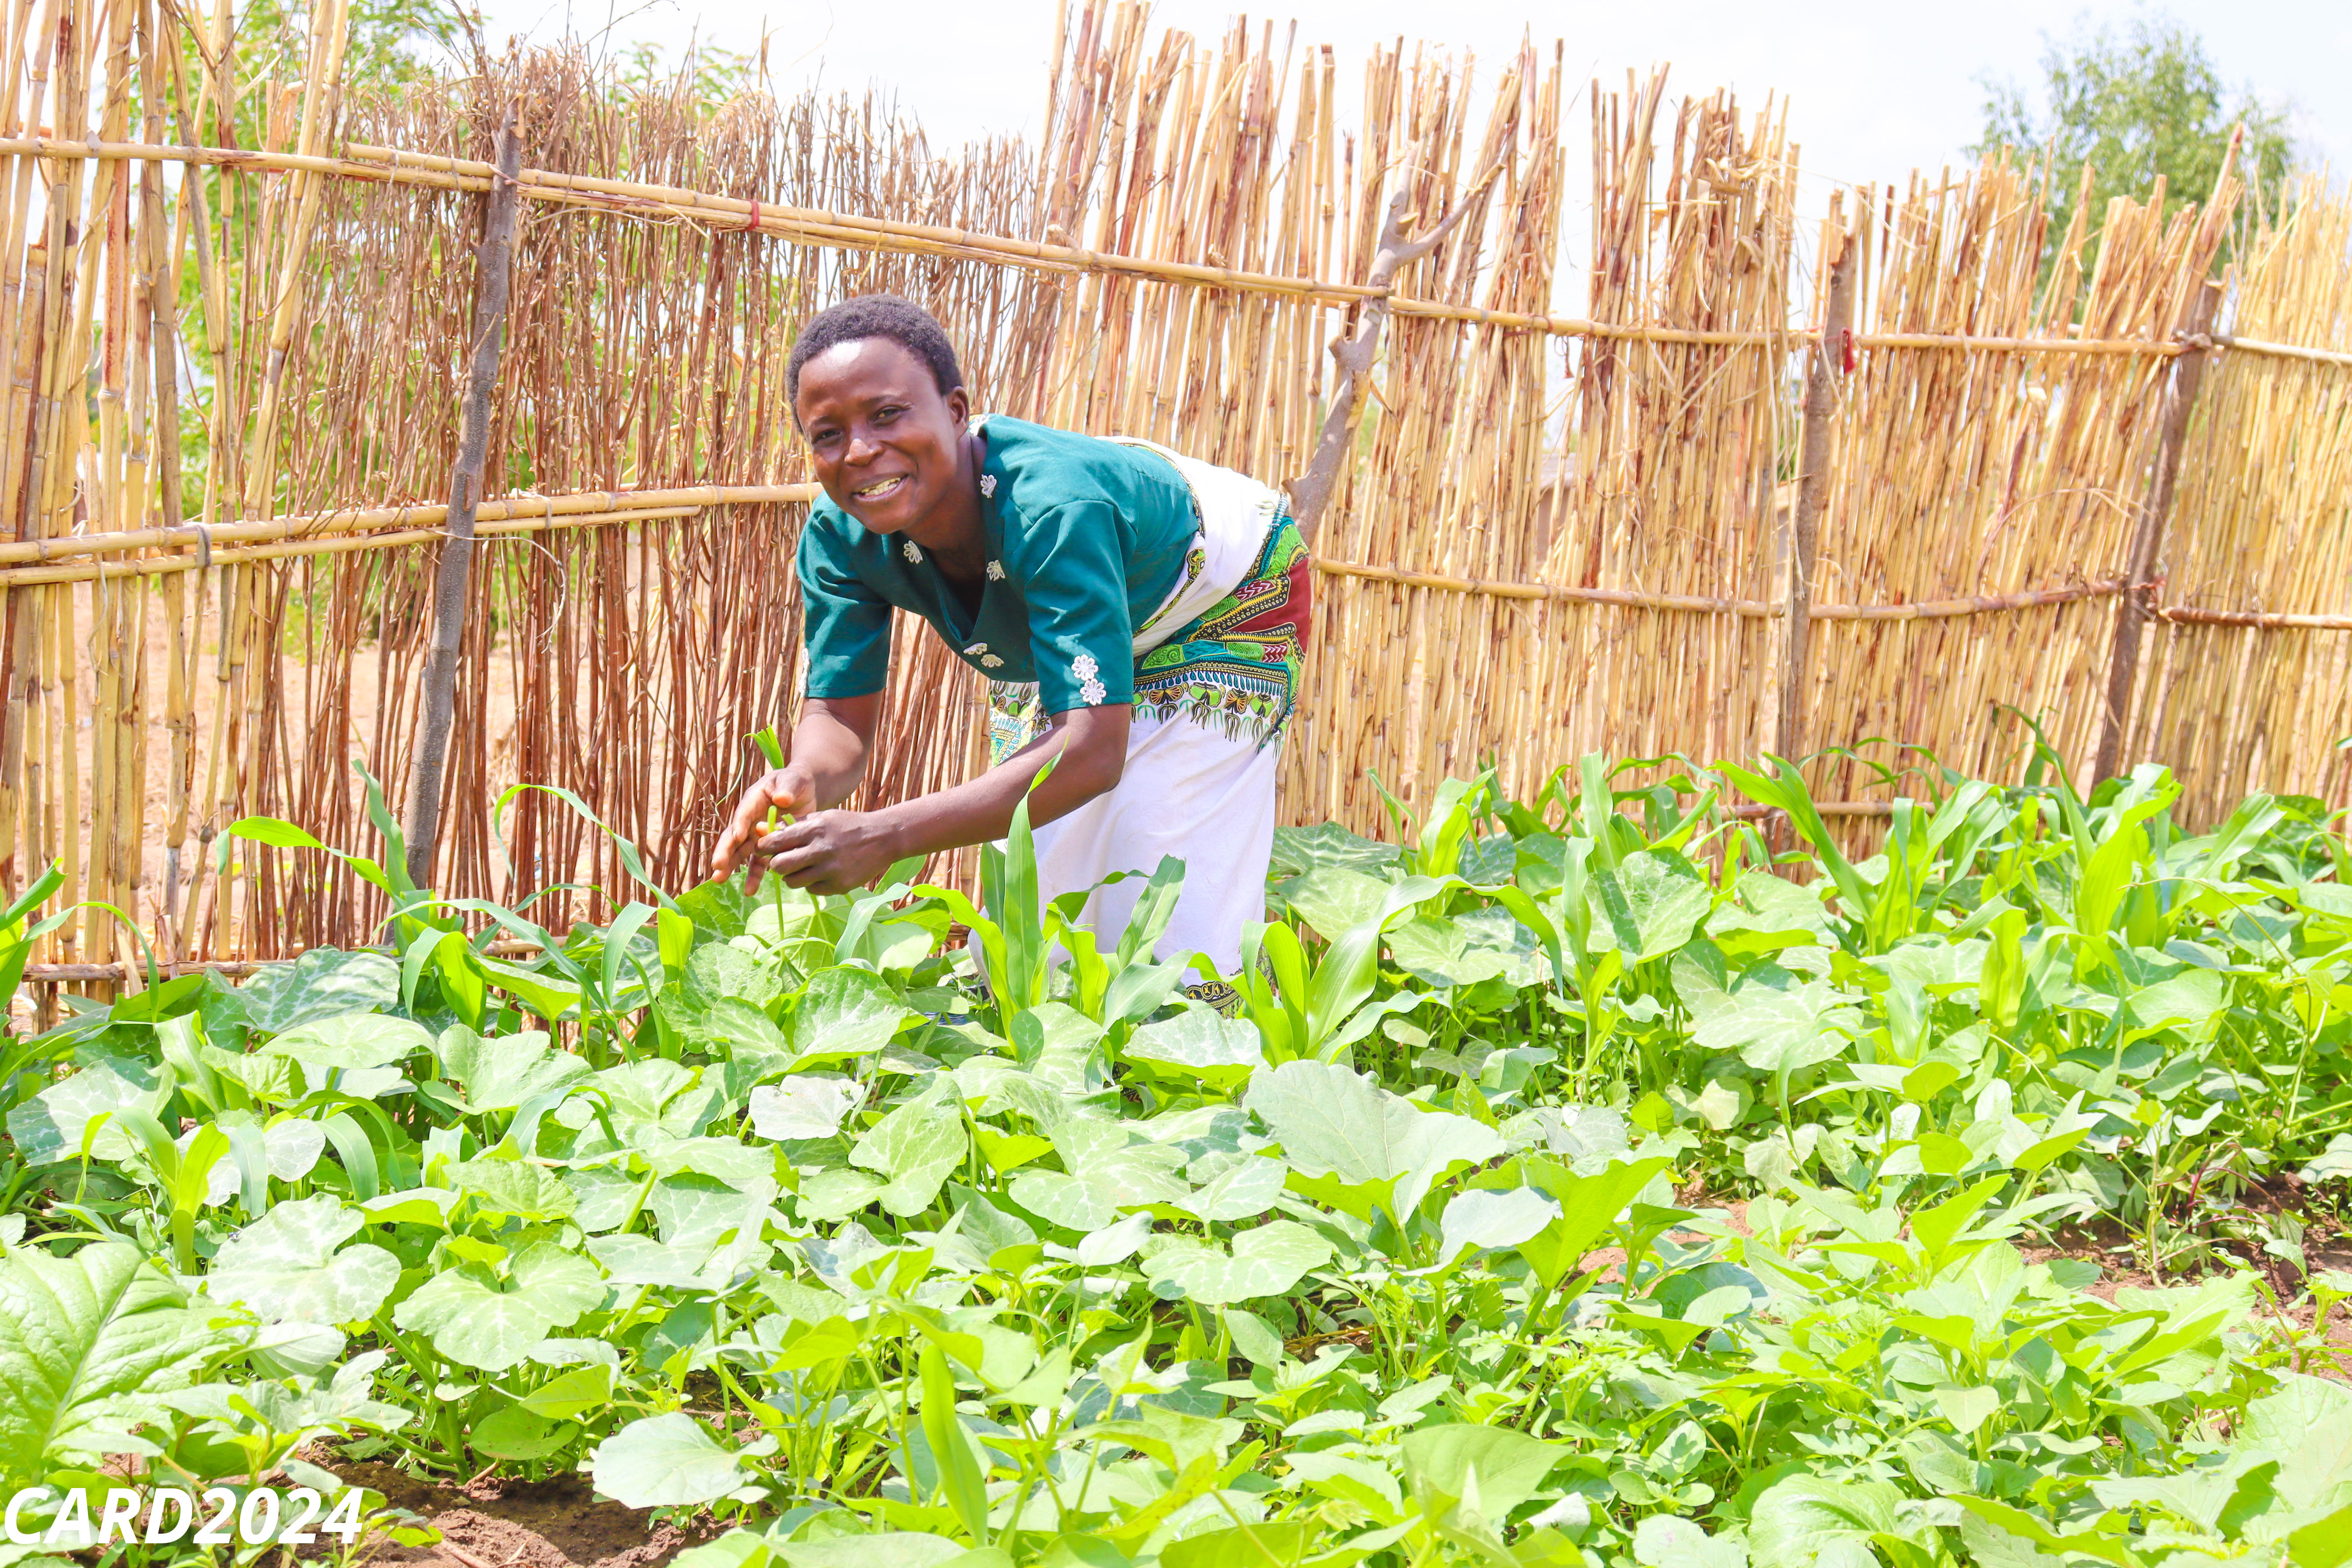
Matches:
[4,747,2350,1568]
[8,0,2352,1563]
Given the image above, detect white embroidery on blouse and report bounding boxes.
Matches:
[1071,652,1105,705]
[901,539,923,563]
[986,560,1005,581]
[982,654,1004,668]
[980,473,998,499]
[965,642,988,657]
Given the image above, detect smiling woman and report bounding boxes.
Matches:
[709,295,1312,975]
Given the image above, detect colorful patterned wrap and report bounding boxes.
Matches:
[989,509,1312,763]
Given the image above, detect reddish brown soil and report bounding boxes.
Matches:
[324,1459,711,1568]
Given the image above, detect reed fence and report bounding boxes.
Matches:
[4,0,2349,972]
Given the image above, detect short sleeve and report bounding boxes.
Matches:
[1014,500,1134,712]
[797,520,893,699]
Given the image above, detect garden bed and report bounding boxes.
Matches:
[4,751,2350,1565]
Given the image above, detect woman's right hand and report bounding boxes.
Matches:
[711,767,817,891]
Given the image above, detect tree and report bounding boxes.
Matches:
[1971,14,2296,257]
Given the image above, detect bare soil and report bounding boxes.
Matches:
[323,1459,710,1568]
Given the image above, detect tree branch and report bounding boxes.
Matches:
[1284,162,1503,546]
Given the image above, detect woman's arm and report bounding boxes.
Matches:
[709,693,881,885]
[730,703,1131,895]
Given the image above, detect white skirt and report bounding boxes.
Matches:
[1031,710,1280,974]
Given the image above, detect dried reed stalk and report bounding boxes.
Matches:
[2130,177,2352,818]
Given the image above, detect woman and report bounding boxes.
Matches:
[709,295,1310,974]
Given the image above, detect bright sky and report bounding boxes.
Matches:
[475,0,2348,169]
[471,0,2349,273]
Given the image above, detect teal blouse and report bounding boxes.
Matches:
[797,416,1201,713]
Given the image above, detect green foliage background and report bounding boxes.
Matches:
[1971,15,2297,267]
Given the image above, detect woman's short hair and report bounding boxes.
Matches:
[787,294,965,407]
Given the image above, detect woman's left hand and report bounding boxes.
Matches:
[755,809,905,895]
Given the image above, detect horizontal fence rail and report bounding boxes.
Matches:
[11,133,2348,365]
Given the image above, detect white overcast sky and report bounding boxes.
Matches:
[468,0,2349,279]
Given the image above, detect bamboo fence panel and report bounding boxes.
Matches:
[2131,180,2352,818]
[1799,160,2237,818]
[1,0,2349,968]
[1523,77,1796,795]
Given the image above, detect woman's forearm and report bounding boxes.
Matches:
[874,705,1129,860]
[792,698,879,808]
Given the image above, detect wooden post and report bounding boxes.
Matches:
[2093,276,2223,784]
[1775,216,1858,765]
[404,106,521,889]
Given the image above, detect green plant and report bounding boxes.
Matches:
[4,749,2350,1565]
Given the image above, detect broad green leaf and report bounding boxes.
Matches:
[1388,907,1548,988]
[1437,1187,1561,1266]
[1588,849,1715,963]
[1247,1061,1502,1187]
[205,1195,399,1325]
[583,1058,725,1143]
[2288,1499,2352,1568]
[747,1074,864,1141]
[1635,1515,1750,1568]
[520,1363,614,1422]
[0,1243,238,1482]
[1711,870,1833,948]
[2236,1375,2352,1514]
[1124,1010,1265,1090]
[1691,977,1860,1074]
[1162,1524,1314,1568]
[650,1174,774,1249]
[447,1158,580,1222]
[796,1169,889,1222]
[265,1012,434,1073]
[1269,822,1400,878]
[2297,1134,2352,1187]
[1175,1155,1289,1224]
[1143,1220,1332,1305]
[1932,1383,2001,1436]
[211,948,401,1038]
[390,1243,603,1371]
[1750,1475,1903,1568]
[433,1026,591,1114]
[1909,1176,2008,1260]
[789,967,913,1063]
[1399,1423,1565,1519]
[590,1412,749,1508]
[589,1232,719,1289]
[850,1096,967,1216]
[1279,867,1396,940]
[2123,968,2229,1040]
[1516,1156,1673,1287]
[6,1053,168,1165]
[472,1402,577,1461]
[194,1117,328,1205]
[1009,1134,1189,1231]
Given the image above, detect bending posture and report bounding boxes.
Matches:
[709,296,1311,972]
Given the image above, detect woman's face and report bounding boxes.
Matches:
[795,338,970,543]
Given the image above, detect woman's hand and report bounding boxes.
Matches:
[711,767,817,889]
[751,809,905,896]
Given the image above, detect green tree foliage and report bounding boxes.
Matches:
[1972,15,2296,254]
[211,0,475,111]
